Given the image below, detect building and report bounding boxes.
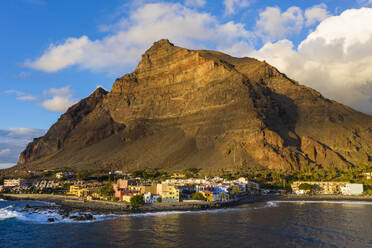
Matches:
[4,179,27,188]
[116,179,129,189]
[144,192,160,203]
[55,172,75,179]
[363,172,372,180]
[213,187,230,202]
[340,184,364,195]
[157,183,180,202]
[171,173,186,178]
[122,190,140,202]
[291,181,350,194]
[199,190,214,201]
[114,188,140,202]
[69,185,95,197]
[128,183,157,194]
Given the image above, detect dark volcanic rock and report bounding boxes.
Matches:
[73,214,95,221]
[12,39,372,172]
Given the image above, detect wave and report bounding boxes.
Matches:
[1,200,281,222]
[0,199,6,201]
[253,201,278,209]
[0,204,119,224]
[273,200,372,205]
[128,201,280,218]
[0,205,19,221]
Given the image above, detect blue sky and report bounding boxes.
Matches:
[1,0,372,166]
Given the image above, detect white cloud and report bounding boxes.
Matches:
[8,128,45,137]
[224,0,251,15]
[25,2,253,73]
[250,8,372,114]
[305,4,330,26]
[5,87,78,112]
[256,6,304,41]
[0,149,11,156]
[25,36,90,73]
[358,0,372,6]
[0,128,46,164]
[41,87,78,112]
[0,163,14,169]
[185,0,206,8]
[5,90,38,101]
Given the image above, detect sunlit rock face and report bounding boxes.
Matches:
[16,39,372,173]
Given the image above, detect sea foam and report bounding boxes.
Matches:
[0,204,118,224]
[0,205,20,220]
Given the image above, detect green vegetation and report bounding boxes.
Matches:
[185,168,200,178]
[100,182,114,197]
[235,163,372,190]
[157,196,162,203]
[132,168,169,180]
[62,183,71,191]
[130,194,145,207]
[298,183,314,191]
[230,185,240,195]
[191,192,206,201]
[76,170,89,181]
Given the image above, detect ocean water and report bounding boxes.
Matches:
[1,199,372,248]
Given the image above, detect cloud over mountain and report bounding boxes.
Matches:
[23,3,372,115]
[25,2,253,73]
[0,128,46,165]
[250,8,372,114]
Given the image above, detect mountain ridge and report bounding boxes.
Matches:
[8,39,372,173]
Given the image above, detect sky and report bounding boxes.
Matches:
[1,0,372,167]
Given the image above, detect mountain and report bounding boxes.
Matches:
[11,39,372,173]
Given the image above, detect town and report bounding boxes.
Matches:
[0,168,370,208]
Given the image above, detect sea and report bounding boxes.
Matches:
[1,198,372,248]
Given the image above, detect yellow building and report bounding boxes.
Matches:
[69,185,94,197]
[171,173,186,178]
[128,183,157,194]
[92,192,103,199]
[69,185,81,196]
[158,183,180,202]
[291,181,348,194]
[199,191,214,202]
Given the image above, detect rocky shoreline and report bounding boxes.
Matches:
[0,193,275,218]
[2,193,372,222]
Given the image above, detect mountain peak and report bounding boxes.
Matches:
[13,40,372,173]
[92,86,108,97]
[150,39,174,49]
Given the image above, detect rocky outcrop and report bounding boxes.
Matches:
[14,39,372,172]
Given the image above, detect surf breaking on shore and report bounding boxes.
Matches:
[0,199,281,224]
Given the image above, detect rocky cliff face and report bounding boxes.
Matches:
[15,39,372,172]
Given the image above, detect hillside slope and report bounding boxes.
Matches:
[12,39,372,173]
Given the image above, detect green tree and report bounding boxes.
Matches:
[157,197,162,203]
[230,185,241,195]
[77,170,89,180]
[130,194,145,207]
[100,182,114,197]
[299,183,314,191]
[191,192,206,201]
[185,168,200,178]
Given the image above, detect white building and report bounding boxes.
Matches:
[341,184,364,195]
[144,192,160,203]
[56,172,75,179]
[4,179,27,187]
